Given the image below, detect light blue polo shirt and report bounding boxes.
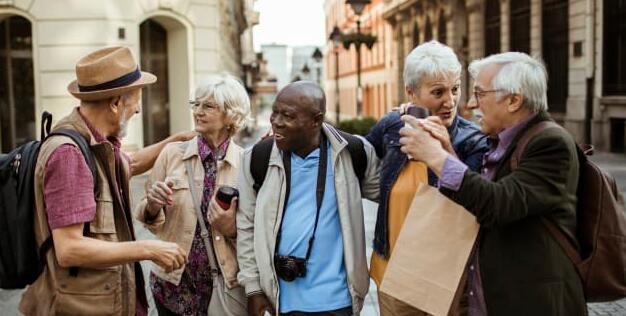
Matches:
[277,143,352,313]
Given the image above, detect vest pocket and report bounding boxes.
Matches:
[54,267,122,315]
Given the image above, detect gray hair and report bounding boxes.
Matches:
[195,73,251,135]
[468,52,548,113]
[403,40,462,92]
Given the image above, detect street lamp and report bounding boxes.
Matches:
[312,47,323,85]
[301,63,310,81]
[345,0,374,118]
[329,25,343,124]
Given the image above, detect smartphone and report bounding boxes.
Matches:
[405,105,429,119]
[403,105,429,160]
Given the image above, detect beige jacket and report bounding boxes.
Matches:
[236,124,380,315]
[20,109,138,316]
[135,136,243,288]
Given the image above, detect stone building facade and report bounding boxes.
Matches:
[0,0,258,152]
[324,0,394,121]
[326,0,626,151]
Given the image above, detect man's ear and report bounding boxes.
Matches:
[109,96,122,114]
[313,111,325,127]
[507,93,524,113]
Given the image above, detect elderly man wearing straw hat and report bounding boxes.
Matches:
[19,46,192,316]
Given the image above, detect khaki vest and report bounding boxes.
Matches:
[20,108,140,316]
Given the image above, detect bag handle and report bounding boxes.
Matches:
[183,141,220,277]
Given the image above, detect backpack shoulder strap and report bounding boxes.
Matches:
[251,137,274,193]
[337,130,367,184]
[46,129,98,184]
[43,128,96,277]
[511,120,561,170]
[509,120,583,270]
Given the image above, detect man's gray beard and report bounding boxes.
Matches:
[118,110,129,138]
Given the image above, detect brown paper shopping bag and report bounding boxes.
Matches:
[379,183,479,316]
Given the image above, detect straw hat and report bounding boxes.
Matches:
[67,46,156,101]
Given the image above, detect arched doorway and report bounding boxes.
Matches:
[139,15,191,147]
[510,0,531,53]
[542,0,568,113]
[484,0,501,55]
[0,15,35,153]
[140,19,170,146]
[437,9,447,44]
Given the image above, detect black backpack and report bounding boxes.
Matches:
[0,111,97,289]
[250,130,367,193]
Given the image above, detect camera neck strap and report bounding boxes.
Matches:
[278,132,328,262]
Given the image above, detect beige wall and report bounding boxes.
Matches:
[0,0,252,151]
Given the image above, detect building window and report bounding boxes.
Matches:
[413,23,420,48]
[438,9,447,44]
[510,0,531,53]
[425,16,433,42]
[484,0,501,55]
[542,0,568,113]
[0,16,35,153]
[603,0,626,95]
[140,19,171,146]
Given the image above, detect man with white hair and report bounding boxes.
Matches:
[399,52,586,315]
[20,46,191,316]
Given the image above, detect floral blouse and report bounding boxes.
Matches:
[150,137,230,315]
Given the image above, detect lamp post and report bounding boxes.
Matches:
[329,25,342,124]
[312,47,323,85]
[301,63,310,81]
[345,0,372,118]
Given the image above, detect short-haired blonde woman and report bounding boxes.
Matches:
[136,74,250,316]
[365,41,489,315]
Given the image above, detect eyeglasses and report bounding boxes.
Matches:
[469,89,509,106]
[472,89,505,100]
[189,100,219,113]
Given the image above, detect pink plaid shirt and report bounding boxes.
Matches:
[44,109,130,229]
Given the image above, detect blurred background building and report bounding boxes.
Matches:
[261,43,289,90]
[325,0,626,152]
[0,0,259,153]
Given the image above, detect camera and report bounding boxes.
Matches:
[274,255,307,282]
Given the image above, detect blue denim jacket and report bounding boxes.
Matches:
[365,112,489,257]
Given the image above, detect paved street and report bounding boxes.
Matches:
[2,123,626,315]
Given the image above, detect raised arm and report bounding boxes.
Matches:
[129,131,196,176]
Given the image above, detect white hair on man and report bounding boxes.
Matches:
[468,52,548,113]
[194,73,251,135]
[403,40,462,93]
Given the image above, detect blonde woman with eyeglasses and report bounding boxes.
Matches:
[136,74,250,316]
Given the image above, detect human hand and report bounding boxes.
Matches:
[392,102,413,114]
[208,196,237,238]
[146,180,174,215]
[144,240,188,273]
[247,293,274,316]
[261,127,274,140]
[422,116,455,155]
[174,130,197,142]
[399,115,449,171]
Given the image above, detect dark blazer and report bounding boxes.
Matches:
[440,112,587,316]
